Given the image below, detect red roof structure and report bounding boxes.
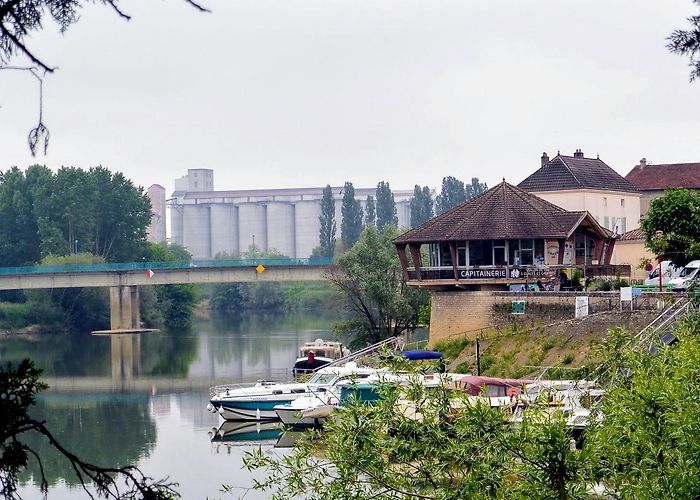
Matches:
[394,180,610,244]
[625,160,700,191]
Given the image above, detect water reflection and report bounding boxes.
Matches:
[210,420,284,445]
[19,394,156,488]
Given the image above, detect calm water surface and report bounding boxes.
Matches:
[0,312,340,499]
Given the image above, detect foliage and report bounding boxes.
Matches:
[0,165,151,266]
[409,185,433,228]
[247,313,700,499]
[340,181,363,249]
[433,335,471,362]
[435,176,487,215]
[435,176,466,214]
[667,0,700,81]
[641,188,700,267]
[587,317,700,498]
[0,359,178,499]
[466,177,488,199]
[143,242,198,328]
[245,371,590,500]
[375,181,398,232]
[329,226,428,347]
[318,185,337,258]
[364,195,376,227]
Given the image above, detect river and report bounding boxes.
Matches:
[0,312,345,499]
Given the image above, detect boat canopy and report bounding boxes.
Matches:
[448,375,535,396]
[400,350,444,360]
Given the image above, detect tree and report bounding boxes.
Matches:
[340,182,363,249]
[1,359,178,499]
[465,177,488,199]
[0,0,208,155]
[667,0,700,81]
[375,181,397,232]
[640,189,700,267]
[365,195,376,227]
[435,176,466,214]
[409,185,433,228]
[329,225,428,347]
[0,165,151,265]
[318,184,336,258]
[244,360,589,499]
[246,313,700,500]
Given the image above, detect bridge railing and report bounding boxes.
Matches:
[0,257,334,276]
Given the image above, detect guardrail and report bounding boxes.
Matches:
[0,257,334,276]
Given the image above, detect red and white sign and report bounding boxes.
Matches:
[145,269,155,279]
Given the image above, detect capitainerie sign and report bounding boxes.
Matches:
[458,267,548,279]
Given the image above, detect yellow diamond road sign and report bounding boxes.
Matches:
[256,264,265,273]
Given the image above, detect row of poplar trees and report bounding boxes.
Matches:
[316,176,487,258]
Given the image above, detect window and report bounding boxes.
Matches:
[620,217,627,234]
[457,244,467,266]
[508,239,540,266]
[603,197,607,207]
[493,240,506,266]
[439,243,452,266]
[468,240,493,266]
[604,216,609,229]
[621,198,625,207]
[429,244,440,267]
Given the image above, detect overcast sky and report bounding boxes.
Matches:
[0,0,698,196]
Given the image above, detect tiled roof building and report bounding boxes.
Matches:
[519,151,638,193]
[393,181,625,290]
[625,159,700,216]
[517,150,641,236]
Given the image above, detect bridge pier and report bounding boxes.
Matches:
[109,285,140,331]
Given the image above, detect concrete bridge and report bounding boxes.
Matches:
[0,258,331,331]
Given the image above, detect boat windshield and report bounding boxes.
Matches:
[308,373,338,386]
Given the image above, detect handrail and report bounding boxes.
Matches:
[0,257,334,276]
[315,336,405,372]
[634,300,691,351]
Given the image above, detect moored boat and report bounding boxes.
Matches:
[208,361,372,421]
[292,338,351,375]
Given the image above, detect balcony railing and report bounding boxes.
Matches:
[407,264,630,282]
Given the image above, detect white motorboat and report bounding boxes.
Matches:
[208,362,375,421]
[274,364,381,427]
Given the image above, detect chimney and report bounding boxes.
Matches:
[640,157,647,169]
[541,152,549,167]
[573,149,584,158]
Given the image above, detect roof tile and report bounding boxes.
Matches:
[518,155,638,193]
[625,162,700,190]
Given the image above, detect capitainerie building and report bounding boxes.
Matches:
[392,180,629,291]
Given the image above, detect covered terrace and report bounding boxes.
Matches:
[393,181,629,290]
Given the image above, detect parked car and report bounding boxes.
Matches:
[644,260,682,287]
[667,260,700,291]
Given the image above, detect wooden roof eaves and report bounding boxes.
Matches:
[566,211,610,239]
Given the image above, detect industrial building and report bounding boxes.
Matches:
[167,169,414,259]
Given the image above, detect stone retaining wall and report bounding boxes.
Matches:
[429,290,675,345]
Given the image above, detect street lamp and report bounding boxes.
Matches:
[252,234,255,261]
[74,239,78,266]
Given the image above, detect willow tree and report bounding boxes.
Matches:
[328,225,427,347]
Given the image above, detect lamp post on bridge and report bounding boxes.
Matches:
[74,239,78,267]
[252,234,255,262]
